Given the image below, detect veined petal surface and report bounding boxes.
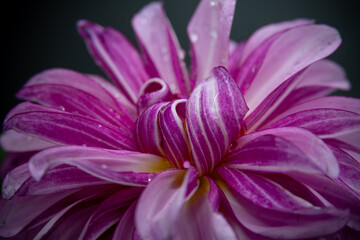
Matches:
[186,67,248,175]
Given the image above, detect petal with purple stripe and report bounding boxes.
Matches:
[4,102,136,150]
[225,134,336,178]
[136,102,168,156]
[78,20,148,103]
[28,146,171,186]
[159,99,191,168]
[132,2,190,94]
[186,67,248,175]
[187,0,236,84]
[244,24,341,114]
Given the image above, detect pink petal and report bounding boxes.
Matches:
[217,167,312,210]
[5,165,107,198]
[1,130,57,152]
[0,151,34,178]
[137,78,173,113]
[21,68,135,119]
[159,99,191,168]
[239,19,313,66]
[132,2,190,95]
[175,177,237,240]
[17,83,134,131]
[135,167,198,240]
[268,109,360,152]
[28,145,171,186]
[135,102,168,156]
[186,67,248,175]
[78,20,148,103]
[4,102,136,150]
[244,24,341,114]
[187,0,236,84]
[230,127,339,178]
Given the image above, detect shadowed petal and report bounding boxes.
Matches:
[113,201,138,240]
[186,67,248,175]
[4,102,136,151]
[244,24,341,114]
[218,167,349,239]
[78,20,148,103]
[136,102,168,156]
[187,0,236,84]
[28,146,171,186]
[79,188,142,240]
[159,99,191,169]
[132,2,190,94]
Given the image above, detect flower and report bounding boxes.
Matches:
[1,0,360,239]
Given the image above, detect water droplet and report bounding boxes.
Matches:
[26,136,32,141]
[251,66,257,73]
[59,106,65,111]
[148,178,152,182]
[210,1,217,7]
[211,29,218,38]
[82,144,87,147]
[190,33,198,43]
[101,164,108,169]
[178,49,185,60]
[183,161,191,169]
[98,124,102,128]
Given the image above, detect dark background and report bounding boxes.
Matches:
[1,0,359,122]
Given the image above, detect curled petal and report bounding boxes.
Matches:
[132,2,190,94]
[4,102,137,151]
[78,20,148,103]
[187,0,236,84]
[186,67,248,175]
[230,127,339,178]
[136,102,168,156]
[159,99,191,168]
[28,146,171,186]
[137,78,173,113]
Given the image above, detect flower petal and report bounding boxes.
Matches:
[187,0,236,84]
[186,67,248,175]
[132,2,190,94]
[135,102,168,156]
[244,24,341,113]
[78,20,148,103]
[113,201,137,240]
[17,83,134,131]
[4,102,136,150]
[135,167,198,240]
[20,68,135,119]
[218,167,349,239]
[79,188,141,240]
[229,127,339,178]
[268,109,360,152]
[137,78,173,113]
[159,99,191,168]
[28,145,171,186]
[0,130,57,152]
[0,192,73,238]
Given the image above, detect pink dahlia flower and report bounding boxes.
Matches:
[1,0,360,239]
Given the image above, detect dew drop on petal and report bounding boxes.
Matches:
[98,124,102,128]
[59,106,65,111]
[183,161,191,169]
[148,178,152,182]
[101,164,108,169]
[211,29,218,39]
[26,136,32,141]
[190,33,199,43]
[82,144,87,147]
[210,1,217,7]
